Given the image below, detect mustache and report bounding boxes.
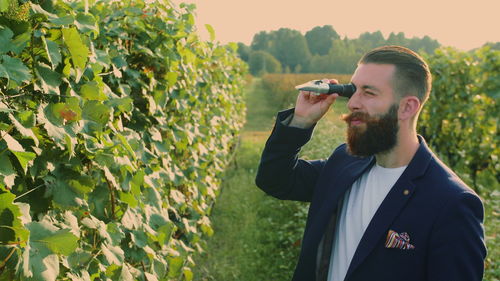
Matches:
[341,111,373,123]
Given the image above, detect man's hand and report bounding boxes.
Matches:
[290,79,339,128]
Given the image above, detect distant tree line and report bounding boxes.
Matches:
[238,25,444,75]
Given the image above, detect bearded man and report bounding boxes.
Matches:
[255,46,486,281]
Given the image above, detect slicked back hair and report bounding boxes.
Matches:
[359,45,432,104]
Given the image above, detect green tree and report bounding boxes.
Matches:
[245,27,441,74]
[387,32,407,46]
[305,25,340,56]
[270,28,311,72]
[248,50,282,76]
[482,42,500,50]
[251,31,272,51]
[237,42,251,61]
[358,31,385,48]
[414,35,440,54]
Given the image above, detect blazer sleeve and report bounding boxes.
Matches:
[426,191,487,281]
[255,108,327,202]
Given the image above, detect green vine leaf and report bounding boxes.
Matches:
[38,103,66,144]
[1,130,24,152]
[0,55,32,84]
[50,15,75,26]
[8,113,39,147]
[0,26,13,53]
[205,24,215,42]
[101,243,124,266]
[38,229,78,255]
[42,37,62,70]
[80,81,106,101]
[10,31,30,55]
[0,191,29,244]
[46,166,94,207]
[0,153,16,188]
[21,220,72,281]
[62,27,89,71]
[75,13,98,34]
[82,100,110,132]
[167,256,184,278]
[35,63,62,95]
[30,3,57,20]
[0,64,8,80]
[0,132,35,173]
[0,0,9,13]
[10,151,36,174]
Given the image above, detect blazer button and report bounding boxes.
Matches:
[403,189,410,195]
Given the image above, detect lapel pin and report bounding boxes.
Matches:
[403,189,409,195]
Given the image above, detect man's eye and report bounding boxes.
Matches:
[365,91,375,96]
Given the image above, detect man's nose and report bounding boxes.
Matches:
[347,90,362,112]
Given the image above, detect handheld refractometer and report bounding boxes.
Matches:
[295,80,356,98]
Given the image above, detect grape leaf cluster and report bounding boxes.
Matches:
[0,0,247,280]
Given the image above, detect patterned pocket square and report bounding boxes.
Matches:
[385,230,415,250]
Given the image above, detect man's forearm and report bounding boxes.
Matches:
[255,109,324,202]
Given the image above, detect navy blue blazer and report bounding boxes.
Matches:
[255,109,487,281]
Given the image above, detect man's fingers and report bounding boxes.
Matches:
[300,90,334,105]
[321,78,339,85]
[299,90,311,100]
[309,94,321,103]
[326,93,339,104]
[318,93,337,111]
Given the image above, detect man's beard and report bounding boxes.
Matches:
[342,104,399,157]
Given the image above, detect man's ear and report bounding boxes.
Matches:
[398,96,421,120]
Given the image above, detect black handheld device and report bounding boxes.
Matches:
[295,80,356,98]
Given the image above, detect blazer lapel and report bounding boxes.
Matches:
[344,177,416,280]
[344,136,433,280]
[320,157,375,212]
[304,156,375,256]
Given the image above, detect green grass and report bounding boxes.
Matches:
[191,137,266,280]
[242,77,280,132]
[484,188,500,280]
[192,78,499,281]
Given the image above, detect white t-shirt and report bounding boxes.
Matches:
[327,163,407,281]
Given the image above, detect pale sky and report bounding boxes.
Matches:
[172,0,500,51]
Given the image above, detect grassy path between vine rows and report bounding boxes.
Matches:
[191,78,294,281]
